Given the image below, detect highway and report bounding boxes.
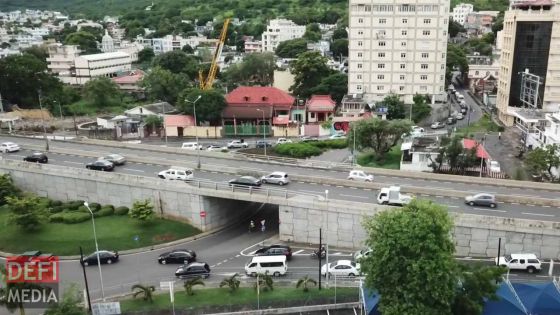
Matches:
[1,138,559,221]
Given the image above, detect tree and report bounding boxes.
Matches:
[129,199,155,222]
[144,115,163,133]
[361,200,457,315]
[429,136,479,174]
[296,275,317,292]
[82,77,121,109]
[141,67,189,104]
[309,73,348,104]
[446,44,469,83]
[303,23,322,41]
[181,44,193,54]
[330,39,348,59]
[452,264,506,315]
[382,94,406,120]
[411,93,432,123]
[152,50,200,79]
[254,272,274,291]
[64,31,100,54]
[332,27,348,40]
[448,19,465,38]
[275,38,308,58]
[290,51,333,98]
[131,284,156,303]
[223,52,275,88]
[525,144,560,180]
[219,273,241,293]
[178,88,226,125]
[137,47,155,64]
[6,195,45,231]
[184,277,205,296]
[347,118,412,160]
[22,46,48,61]
[0,174,20,206]
[44,285,87,315]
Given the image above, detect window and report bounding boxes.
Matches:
[399,86,405,91]
[399,75,405,80]
[421,64,428,69]
[421,53,429,58]
[401,53,406,58]
[423,19,431,24]
[357,52,362,57]
[379,41,386,46]
[358,63,363,69]
[378,63,385,69]
[400,64,405,69]
[378,52,385,57]
[377,85,384,91]
[443,31,447,36]
[358,30,364,35]
[402,18,408,24]
[377,74,384,79]
[357,85,362,90]
[423,30,431,36]
[420,75,427,80]
[358,41,363,46]
[442,53,445,58]
[357,74,362,79]
[475,70,479,75]
[379,18,386,24]
[402,30,407,36]
[358,18,363,23]
[401,41,407,47]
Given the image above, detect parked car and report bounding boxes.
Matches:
[158,249,197,264]
[347,170,374,182]
[353,248,372,262]
[464,193,497,208]
[158,167,194,180]
[227,140,248,149]
[256,140,272,148]
[489,160,501,173]
[206,144,227,151]
[276,138,293,144]
[456,113,464,120]
[81,250,119,266]
[228,176,261,187]
[175,262,210,279]
[461,107,468,114]
[181,142,203,150]
[23,152,48,163]
[430,121,446,129]
[495,253,542,273]
[99,154,126,165]
[261,172,290,185]
[329,134,346,140]
[0,142,20,153]
[411,126,425,136]
[254,244,293,260]
[447,117,456,125]
[321,260,360,277]
[86,160,114,171]
[299,136,318,142]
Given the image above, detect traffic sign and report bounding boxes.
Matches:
[200,211,206,218]
[92,302,121,315]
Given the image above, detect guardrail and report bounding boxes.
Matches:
[233,152,354,170]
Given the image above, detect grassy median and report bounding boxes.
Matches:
[0,210,200,255]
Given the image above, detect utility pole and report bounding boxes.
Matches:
[318,228,322,290]
[79,246,92,312]
[0,92,4,112]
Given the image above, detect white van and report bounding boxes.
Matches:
[181,142,202,150]
[245,255,287,277]
[158,167,194,180]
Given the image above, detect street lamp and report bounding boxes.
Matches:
[37,90,49,151]
[256,108,266,156]
[161,101,168,146]
[185,95,202,168]
[83,202,105,300]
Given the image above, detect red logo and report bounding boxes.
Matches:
[6,254,59,283]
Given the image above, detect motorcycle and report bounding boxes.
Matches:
[310,249,326,259]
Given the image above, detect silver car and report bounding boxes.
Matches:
[465,193,497,208]
[99,154,126,165]
[261,172,290,186]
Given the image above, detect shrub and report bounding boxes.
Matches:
[311,139,347,149]
[95,206,115,217]
[50,206,65,214]
[50,200,63,207]
[49,213,64,223]
[37,197,52,208]
[67,200,85,209]
[77,205,90,213]
[115,206,129,215]
[274,143,322,158]
[89,203,101,211]
[61,212,91,224]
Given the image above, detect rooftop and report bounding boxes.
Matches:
[226,86,294,107]
[80,51,129,61]
[306,95,336,112]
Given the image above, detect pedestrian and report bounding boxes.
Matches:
[261,219,266,232]
[498,132,502,141]
[249,220,255,232]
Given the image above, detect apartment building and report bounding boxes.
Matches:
[47,44,82,84]
[261,19,306,52]
[136,34,217,54]
[496,0,560,126]
[452,3,474,25]
[348,0,449,104]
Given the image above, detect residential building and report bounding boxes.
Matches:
[261,19,306,52]
[306,95,336,123]
[101,30,115,53]
[400,136,441,172]
[0,48,21,59]
[244,38,262,53]
[340,93,368,117]
[468,54,499,95]
[125,102,176,118]
[136,34,217,54]
[164,115,195,137]
[348,0,449,104]
[526,111,560,150]
[307,40,331,56]
[465,12,495,33]
[112,70,145,92]
[452,3,474,26]
[496,0,560,126]
[47,44,82,85]
[74,51,131,85]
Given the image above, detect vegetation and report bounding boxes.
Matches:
[524,144,560,181]
[184,277,205,296]
[455,114,503,134]
[223,53,275,89]
[0,174,20,206]
[310,73,348,104]
[447,44,469,84]
[348,118,412,161]
[411,94,432,123]
[83,77,122,108]
[178,88,227,125]
[44,285,87,315]
[129,199,156,222]
[290,51,333,98]
[273,139,347,158]
[132,284,156,303]
[357,145,402,170]
[296,275,317,292]
[141,66,189,105]
[219,273,241,293]
[429,136,478,174]
[6,195,46,231]
[254,273,274,291]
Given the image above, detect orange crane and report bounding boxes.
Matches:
[199,18,230,90]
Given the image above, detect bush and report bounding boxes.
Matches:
[49,213,64,223]
[95,206,114,217]
[311,139,347,149]
[274,143,323,158]
[50,200,63,207]
[77,205,90,213]
[61,212,91,224]
[114,206,129,215]
[67,200,85,209]
[50,206,65,214]
[89,203,101,211]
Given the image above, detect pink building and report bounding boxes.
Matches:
[306,95,336,123]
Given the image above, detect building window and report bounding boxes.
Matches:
[358,52,362,57]
[379,18,386,24]
[402,30,407,36]
[358,30,364,35]
[379,41,386,46]
[377,85,384,91]
[378,63,385,69]
[421,64,428,69]
[357,74,362,79]
[358,63,363,69]
[377,74,384,79]
[420,75,428,80]
[400,75,405,80]
[421,53,429,58]
[443,31,447,36]
[423,30,431,36]
[423,19,431,24]
[399,86,405,91]
[402,18,408,24]
[442,53,445,58]
[378,52,385,57]
[358,41,363,46]
[357,85,362,90]
[400,64,405,69]
[441,64,445,70]
[358,18,363,23]
[475,70,479,75]
[401,53,406,58]
[401,41,407,47]
[444,18,448,24]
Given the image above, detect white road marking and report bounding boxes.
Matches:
[447,205,460,208]
[122,168,145,173]
[522,212,554,217]
[339,194,370,200]
[471,208,507,213]
[299,189,323,194]
[63,161,82,165]
[292,250,304,255]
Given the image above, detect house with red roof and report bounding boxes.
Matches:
[306,95,335,123]
[223,86,295,136]
[112,70,145,92]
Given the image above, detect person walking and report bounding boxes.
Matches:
[498,132,502,141]
[249,220,255,233]
[260,219,266,232]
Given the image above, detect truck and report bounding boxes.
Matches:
[376,186,413,206]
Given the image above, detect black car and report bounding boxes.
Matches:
[23,152,48,163]
[81,250,119,266]
[255,245,293,260]
[175,262,210,279]
[228,176,261,187]
[86,160,114,171]
[158,249,197,264]
[256,140,272,148]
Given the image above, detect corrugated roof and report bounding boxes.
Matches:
[463,138,490,159]
[306,95,336,112]
[226,86,294,107]
[80,51,130,61]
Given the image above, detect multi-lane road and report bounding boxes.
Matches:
[1,136,559,221]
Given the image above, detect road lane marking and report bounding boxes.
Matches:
[63,161,82,165]
[447,205,460,208]
[292,250,304,255]
[299,189,323,194]
[522,212,554,217]
[339,194,370,200]
[472,208,507,213]
[122,168,145,173]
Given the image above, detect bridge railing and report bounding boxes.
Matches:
[233,152,353,170]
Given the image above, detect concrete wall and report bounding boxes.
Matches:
[182,126,222,138]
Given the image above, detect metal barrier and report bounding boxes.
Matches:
[233,152,354,170]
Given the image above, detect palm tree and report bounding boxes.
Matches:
[184,277,205,296]
[296,275,317,292]
[219,273,240,293]
[253,272,274,292]
[131,284,156,303]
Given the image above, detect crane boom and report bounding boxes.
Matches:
[199,18,230,90]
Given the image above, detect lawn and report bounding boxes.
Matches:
[121,287,359,312]
[456,114,503,135]
[0,210,200,255]
[357,145,402,170]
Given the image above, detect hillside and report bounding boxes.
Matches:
[0,0,151,18]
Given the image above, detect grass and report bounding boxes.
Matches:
[0,210,200,255]
[456,114,503,135]
[120,287,359,312]
[357,145,402,170]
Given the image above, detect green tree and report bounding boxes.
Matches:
[347,118,412,160]
[452,264,506,315]
[6,195,45,231]
[303,23,322,41]
[82,77,121,108]
[254,272,274,291]
[525,144,560,180]
[296,275,317,292]
[330,39,348,59]
[492,12,504,37]
[64,31,100,54]
[361,200,457,315]
[178,88,226,124]
[44,285,87,315]
[152,50,200,79]
[223,52,275,88]
[137,47,155,64]
[22,46,48,61]
[448,19,465,38]
[411,93,432,123]
[275,38,308,58]
[309,73,347,104]
[181,44,194,54]
[332,27,348,40]
[0,174,20,206]
[219,273,241,293]
[447,44,469,83]
[141,67,189,104]
[144,115,163,133]
[382,94,406,120]
[429,136,479,174]
[184,277,205,296]
[131,284,156,303]
[290,51,333,98]
[129,199,155,222]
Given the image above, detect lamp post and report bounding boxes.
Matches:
[37,90,49,151]
[161,101,168,146]
[83,202,105,300]
[185,95,202,168]
[256,108,266,156]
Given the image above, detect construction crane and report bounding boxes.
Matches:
[199,18,230,90]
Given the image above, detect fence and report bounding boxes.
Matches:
[224,124,271,137]
[233,152,353,171]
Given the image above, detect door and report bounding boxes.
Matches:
[177,127,184,137]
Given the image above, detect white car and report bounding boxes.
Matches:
[157,168,194,181]
[0,142,20,153]
[206,144,227,151]
[276,138,293,144]
[181,142,203,150]
[227,140,248,149]
[495,253,542,273]
[353,248,372,262]
[411,126,425,136]
[329,134,346,140]
[456,113,464,120]
[98,154,126,165]
[261,172,290,185]
[321,260,360,277]
[347,170,374,182]
[489,160,501,173]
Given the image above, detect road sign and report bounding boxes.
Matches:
[92,302,121,315]
[200,211,206,218]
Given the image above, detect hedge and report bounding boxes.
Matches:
[95,206,114,217]
[311,139,348,149]
[89,203,101,211]
[115,206,129,215]
[62,212,91,224]
[274,143,323,158]
[50,206,65,214]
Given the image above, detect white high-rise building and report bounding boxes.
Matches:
[261,19,306,53]
[452,3,474,26]
[348,0,449,104]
